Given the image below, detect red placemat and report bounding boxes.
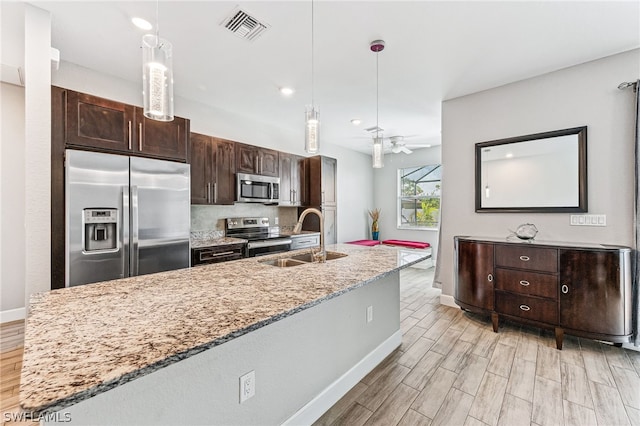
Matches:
[382,239,431,249]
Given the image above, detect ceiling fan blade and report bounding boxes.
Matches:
[400,146,413,154]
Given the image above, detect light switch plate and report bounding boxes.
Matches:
[570,214,606,227]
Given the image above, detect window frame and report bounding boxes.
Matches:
[397,164,441,231]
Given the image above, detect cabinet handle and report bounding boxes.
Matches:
[561,284,569,294]
[519,255,530,261]
[519,280,530,286]
[519,304,531,312]
[206,183,211,203]
[213,182,217,203]
[254,157,259,173]
[322,191,325,203]
[128,121,132,150]
[487,273,493,282]
[293,190,297,203]
[139,123,143,151]
[260,157,264,173]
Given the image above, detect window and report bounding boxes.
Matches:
[398,164,441,229]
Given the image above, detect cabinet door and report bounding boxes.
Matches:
[212,138,236,205]
[279,153,294,205]
[189,133,213,204]
[236,143,257,174]
[456,241,494,311]
[135,109,188,161]
[560,249,627,336]
[66,90,134,152]
[321,156,337,206]
[295,155,307,206]
[258,148,279,177]
[323,206,337,245]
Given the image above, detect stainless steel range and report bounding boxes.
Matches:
[226,217,292,257]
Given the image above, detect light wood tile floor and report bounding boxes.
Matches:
[2,269,639,426]
[315,267,640,426]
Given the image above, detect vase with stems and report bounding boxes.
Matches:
[369,208,381,240]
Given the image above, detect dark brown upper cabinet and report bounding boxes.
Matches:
[189,133,236,205]
[279,153,307,206]
[307,155,337,207]
[134,109,188,161]
[61,87,188,162]
[236,143,279,177]
[66,90,135,152]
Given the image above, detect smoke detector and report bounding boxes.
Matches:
[221,7,270,41]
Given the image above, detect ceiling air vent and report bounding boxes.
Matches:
[222,8,270,42]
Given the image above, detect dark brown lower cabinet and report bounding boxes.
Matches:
[455,240,494,312]
[455,236,633,349]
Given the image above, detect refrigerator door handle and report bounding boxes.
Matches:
[131,185,139,276]
[122,186,130,278]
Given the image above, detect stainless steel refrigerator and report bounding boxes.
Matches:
[65,149,190,287]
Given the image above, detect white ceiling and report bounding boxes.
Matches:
[28,1,640,153]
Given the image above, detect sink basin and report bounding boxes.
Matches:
[259,258,309,268]
[288,251,348,263]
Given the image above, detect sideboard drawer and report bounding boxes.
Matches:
[495,268,558,299]
[495,291,558,324]
[495,245,558,273]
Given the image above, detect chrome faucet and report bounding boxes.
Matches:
[293,208,325,263]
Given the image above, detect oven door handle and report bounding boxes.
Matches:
[248,239,292,249]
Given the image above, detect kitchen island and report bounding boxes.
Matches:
[20,243,430,425]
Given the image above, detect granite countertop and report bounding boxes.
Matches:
[191,236,248,249]
[20,243,429,415]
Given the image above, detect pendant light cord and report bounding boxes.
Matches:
[155,0,160,39]
[376,50,379,139]
[311,0,315,106]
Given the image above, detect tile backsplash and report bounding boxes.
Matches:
[191,204,298,233]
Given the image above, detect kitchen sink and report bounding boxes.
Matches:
[288,251,348,263]
[259,251,348,267]
[259,258,309,268]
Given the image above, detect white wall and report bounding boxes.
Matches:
[0,83,26,320]
[372,146,442,257]
[438,49,639,298]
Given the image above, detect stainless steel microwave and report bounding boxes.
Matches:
[236,173,280,203]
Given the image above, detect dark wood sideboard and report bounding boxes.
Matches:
[454,236,633,349]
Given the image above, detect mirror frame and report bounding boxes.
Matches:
[475,126,587,213]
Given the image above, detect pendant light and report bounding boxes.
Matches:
[371,40,385,168]
[142,1,174,122]
[305,0,320,153]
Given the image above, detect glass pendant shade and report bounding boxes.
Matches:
[372,135,384,168]
[142,34,174,122]
[305,106,320,154]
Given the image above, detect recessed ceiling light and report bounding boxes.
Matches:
[280,87,295,96]
[350,119,362,126]
[506,153,513,158]
[132,17,152,31]
[425,144,432,148]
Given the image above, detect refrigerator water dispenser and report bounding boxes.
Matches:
[83,208,118,252]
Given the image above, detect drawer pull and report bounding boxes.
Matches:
[519,280,530,286]
[200,250,235,261]
[519,255,530,261]
[487,274,493,282]
[561,284,569,294]
[519,304,531,311]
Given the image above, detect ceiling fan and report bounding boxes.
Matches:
[389,136,412,154]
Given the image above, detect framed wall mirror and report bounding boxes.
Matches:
[475,126,587,213]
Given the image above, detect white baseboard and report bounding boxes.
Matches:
[1,307,26,323]
[282,330,402,426]
[440,294,459,309]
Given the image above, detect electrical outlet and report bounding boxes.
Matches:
[239,370,255,403]
[274,217,279,225]
[366,306,373,323]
